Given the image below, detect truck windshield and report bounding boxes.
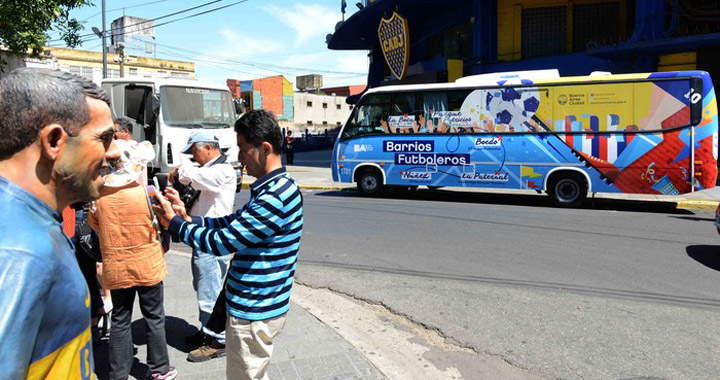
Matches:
[160,86,235,129]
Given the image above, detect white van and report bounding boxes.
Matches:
[101,77,242,189]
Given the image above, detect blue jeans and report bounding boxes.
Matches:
[191,248,231,343]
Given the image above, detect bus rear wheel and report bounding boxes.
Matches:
[356,168,384,196]
[548,172,587,208]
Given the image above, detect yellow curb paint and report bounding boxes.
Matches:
[676,200,719,210]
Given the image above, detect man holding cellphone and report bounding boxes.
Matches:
[168,130,236,362]
[154,110,303,380]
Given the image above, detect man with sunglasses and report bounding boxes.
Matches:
[113,117,134,141]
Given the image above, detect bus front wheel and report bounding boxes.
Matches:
[357,168,384,196]
[548,172,587,208]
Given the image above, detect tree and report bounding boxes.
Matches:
[0,0,92,64]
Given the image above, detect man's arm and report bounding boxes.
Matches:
[0,249,51,379]
[178,165,234,193]
[167,193,285,257]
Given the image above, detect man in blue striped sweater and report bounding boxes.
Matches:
[154,110,303,380]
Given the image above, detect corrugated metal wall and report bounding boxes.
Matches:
[282,95,294,121]
[281,77,294,121]
[253,90,262,109]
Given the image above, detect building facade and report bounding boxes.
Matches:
[328,0,720,98]
[110,16,156,57]
[293,92,354,132]
[227,75,294,122]
[227,75,357,133]
[1,46,194,84]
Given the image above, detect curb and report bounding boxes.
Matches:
[241,181,719,210]
[240,182,344,191]
[676,200,719,210]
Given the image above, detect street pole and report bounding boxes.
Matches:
[118,43,125,78]
[101,0,107,78]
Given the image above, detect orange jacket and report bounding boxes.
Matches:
[89,182,167,290]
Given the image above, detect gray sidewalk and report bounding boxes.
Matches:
[92,249,386,380]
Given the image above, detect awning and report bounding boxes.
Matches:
[327,0,472,50]
[588,33,720,57]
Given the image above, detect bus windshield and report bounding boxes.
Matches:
[160,86,235,129]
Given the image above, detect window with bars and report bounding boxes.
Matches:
[68,65,94,81]
[426,22,472,60]
[522,6,567,59]
[573,2,621,51]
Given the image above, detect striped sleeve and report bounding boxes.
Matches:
[199,209,243,229]
[169,193,285,257]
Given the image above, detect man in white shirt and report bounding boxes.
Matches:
[169,130,236,362]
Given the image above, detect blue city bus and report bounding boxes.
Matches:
[331,70,718,207]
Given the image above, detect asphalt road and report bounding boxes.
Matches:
[236,188,720,380]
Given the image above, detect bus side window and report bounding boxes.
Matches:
[421,90,471,133]
[392,92,417,134]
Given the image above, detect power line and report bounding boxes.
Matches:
[48,0,228,43]
[72,0,250,48]
[80,0,172,22]
[150,40,365,75]
[130,40,366,79]
[123,0,250,36]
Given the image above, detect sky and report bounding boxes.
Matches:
[49,0,369,88]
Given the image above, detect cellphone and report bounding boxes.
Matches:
[147,185,159,203]
[153,176,161,193]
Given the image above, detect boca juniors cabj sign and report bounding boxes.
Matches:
[378,11,409,80]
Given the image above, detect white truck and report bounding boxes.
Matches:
[101,77,243,189]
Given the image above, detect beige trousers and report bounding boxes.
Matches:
[225,313,287,380]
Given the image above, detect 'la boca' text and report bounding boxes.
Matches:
[384,140,470,166]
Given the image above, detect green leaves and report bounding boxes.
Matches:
[0,0,92,61]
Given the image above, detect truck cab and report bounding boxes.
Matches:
[101,77,243,189]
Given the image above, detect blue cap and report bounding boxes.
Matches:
[181,130,219,154]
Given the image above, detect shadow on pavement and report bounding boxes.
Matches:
[128,315,197,353]
[314,188,692,214]
[94,316,196,380]
[93,340,145,380]
[687,245,720,272]
[669,215,715,222]
[164,315,199,353]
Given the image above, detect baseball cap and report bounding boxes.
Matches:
[181,130,219,154]
[103,140,155,188]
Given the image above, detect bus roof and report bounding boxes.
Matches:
[101,77,230,92]
[362,70,702,97]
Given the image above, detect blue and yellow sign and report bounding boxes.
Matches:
[378,11,409,80]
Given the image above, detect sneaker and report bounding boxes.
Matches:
[187,338,226,363]
[150,367,177,380]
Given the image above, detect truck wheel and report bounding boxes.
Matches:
[356,168,384,196]
[548,172,587,208]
